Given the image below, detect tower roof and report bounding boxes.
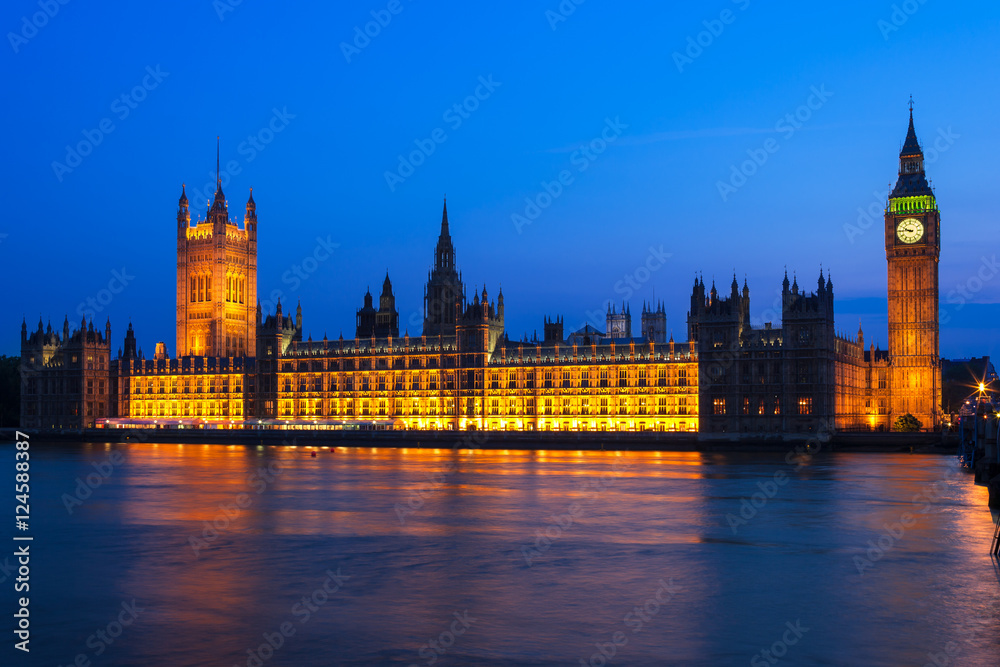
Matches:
[892,105,933,198]
[440,197,451,239]
[900,106,922,157]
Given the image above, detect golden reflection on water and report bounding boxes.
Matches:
[48,443,1000,665]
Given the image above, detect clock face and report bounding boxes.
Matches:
[897,217,924,244]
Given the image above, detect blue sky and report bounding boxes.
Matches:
[2,0,998,358]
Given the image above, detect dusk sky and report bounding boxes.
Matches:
[2,0,998,359]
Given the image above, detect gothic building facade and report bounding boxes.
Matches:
[20,111,943,433]
[686,272,892,433]
[20,317,112,428]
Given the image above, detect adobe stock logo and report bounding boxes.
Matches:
[384,75,502,192]
[7,0,72,54]
[716,85,833,202]
[76,268,135,321]
[52,66,170,182]
[340,0,415,63]
[672,0,752,73]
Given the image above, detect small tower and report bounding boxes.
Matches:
[375,273,399,338]
[177,184,190,233]
[543,316,564,344]
[123,321,139,360]
[606,302,632,339]
[356,289,377,338]
[245,188,257,240]
[641,301,667,344]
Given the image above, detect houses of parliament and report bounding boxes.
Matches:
[20,110,942,434]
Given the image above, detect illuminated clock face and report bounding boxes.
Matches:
[897,217,924,244]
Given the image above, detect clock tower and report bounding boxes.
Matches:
[885,104,941,429]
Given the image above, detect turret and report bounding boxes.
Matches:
[123,321,138,360]
[245,188,257,239]
[177,184,190,232]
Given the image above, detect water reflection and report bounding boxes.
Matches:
[5,443,1000,666]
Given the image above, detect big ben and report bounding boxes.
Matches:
[885,104,941,429]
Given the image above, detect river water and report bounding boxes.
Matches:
[3,441,999,666]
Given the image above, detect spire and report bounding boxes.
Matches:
[178,183,190,228]
[211,137,226,211]
[441,197,450,239]
[900,99,922,158]
[434,198,456,271]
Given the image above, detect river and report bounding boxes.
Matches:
[3,441,999,666]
